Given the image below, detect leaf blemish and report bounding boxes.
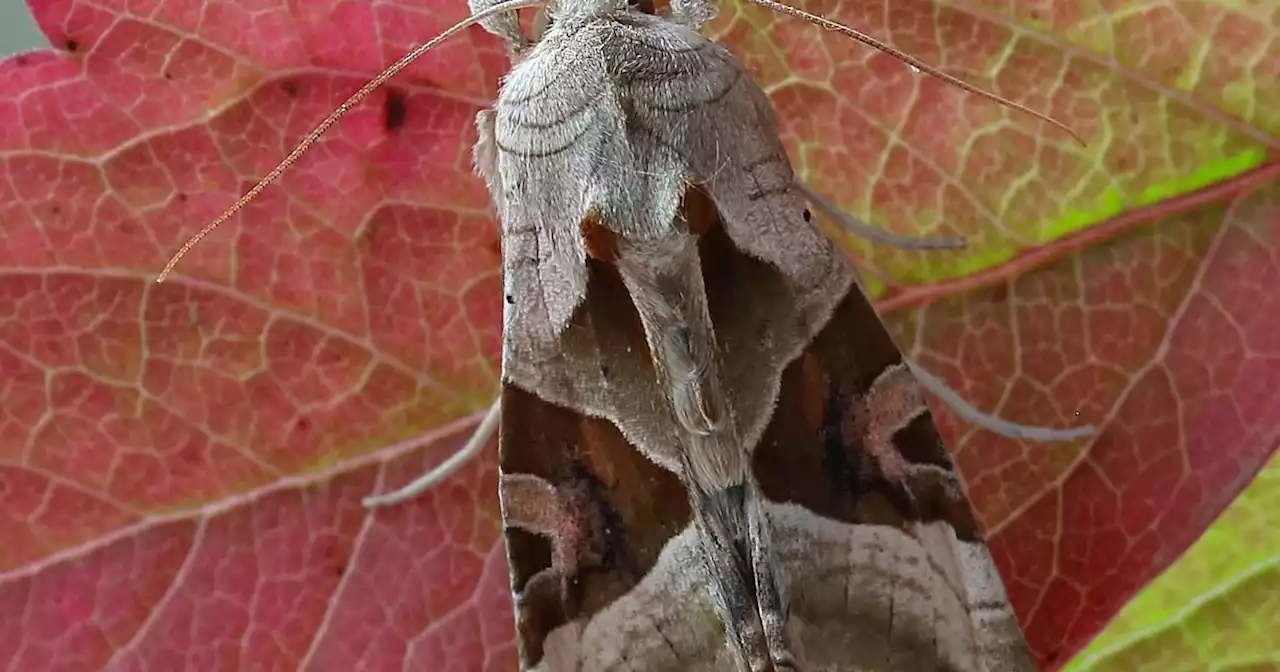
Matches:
[64,39,80,53]
[384,89,408,132]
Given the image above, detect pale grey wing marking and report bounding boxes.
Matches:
[473,110,504,213]
[493,26,614,348]
[478,108,560,400]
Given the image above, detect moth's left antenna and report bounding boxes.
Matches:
[154,0,546,283]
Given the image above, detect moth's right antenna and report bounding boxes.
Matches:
[154,0,547,283]
[744,0,1087,147]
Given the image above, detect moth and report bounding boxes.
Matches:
[157,0,1091,669]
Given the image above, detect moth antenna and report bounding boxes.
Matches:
[908,362,1096,442]
[154,0,547,283]
[796,180,966,250]
[363,397,502,508]
[743,0,1087,147]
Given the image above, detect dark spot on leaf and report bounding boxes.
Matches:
[505,294,515,305]
[178,440,202,466]
[64,39,80,53]
[383,89,408,132]
[163,70,172,81]
[988,283,1009,304]
[333,563,346,578]
[599,365,611,380]
[296,417,311,432]
[802,208,812,222]
[1045,649,1060,663]
[14,55,30,67]
[176,192,188,203]
[280,80,299,97]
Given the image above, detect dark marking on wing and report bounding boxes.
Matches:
[686,203,981,542]
[679,183,718,236]
[819,386,863,506]
[750,281,981,542]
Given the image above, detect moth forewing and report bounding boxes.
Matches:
[474,0,1037,670]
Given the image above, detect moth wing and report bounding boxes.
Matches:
[485,12,1035,672]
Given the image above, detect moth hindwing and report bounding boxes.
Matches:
[471,0,1037,670]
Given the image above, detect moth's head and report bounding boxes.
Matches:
[468,0,663,55]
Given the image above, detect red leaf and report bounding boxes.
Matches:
[887,182,1280,666]
[0,0,1274,670]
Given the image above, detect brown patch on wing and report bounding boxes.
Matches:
[691,216,980,542]
[498,252,692,668]
[679,182,719,236]
[580,208,618,263]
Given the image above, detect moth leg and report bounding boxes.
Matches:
[744,489,800,672]
[853,363,1093,506]
[817,195,1095,444]
[686,484,773,671]
[907,361,1096,442]
[362,397,501,508]
[796,179,966,250]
